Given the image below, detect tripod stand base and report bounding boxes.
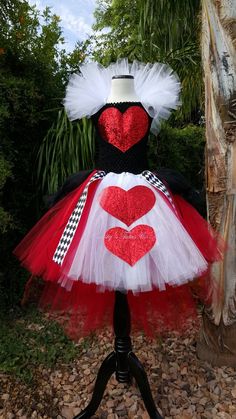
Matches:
[74,350,163,419]
[73,292,163,419]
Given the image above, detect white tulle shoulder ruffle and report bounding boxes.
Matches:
[64,59,181,135]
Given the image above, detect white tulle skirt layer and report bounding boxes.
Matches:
[59,172,208,293]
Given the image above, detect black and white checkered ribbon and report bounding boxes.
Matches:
[53,171,106,265]
[141,170,177,213]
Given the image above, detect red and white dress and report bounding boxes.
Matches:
[14,61,223,337]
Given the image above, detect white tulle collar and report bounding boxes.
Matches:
[64,59,181,135]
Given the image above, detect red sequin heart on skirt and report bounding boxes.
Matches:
[100,186,156,226]
[104,225,156,266]
[98,106,149,152]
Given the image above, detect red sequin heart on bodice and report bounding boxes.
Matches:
[104,225,156,266]
[98,106,149,152]
[100,186,155,226]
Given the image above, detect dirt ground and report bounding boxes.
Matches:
[1,324,236,419]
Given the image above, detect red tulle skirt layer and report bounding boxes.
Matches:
[14,172,223,338]
[37,279,208,339]
[14,172,99,283]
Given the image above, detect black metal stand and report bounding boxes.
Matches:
[74,291,163,419]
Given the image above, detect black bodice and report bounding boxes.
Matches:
[92,102,152,174]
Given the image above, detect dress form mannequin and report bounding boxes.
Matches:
[14,58,221,417]
[74,75,163,419]
[107,75,139,103]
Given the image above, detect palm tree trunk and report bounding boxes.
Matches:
[197,0,236,366]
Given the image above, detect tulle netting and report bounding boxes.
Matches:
[64,59,181,135]
[15,175,224,339]
[13,171,99,282]
[37,280,206,339]
[62,172,209,292]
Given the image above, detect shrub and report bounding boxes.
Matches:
[148,124,205,190]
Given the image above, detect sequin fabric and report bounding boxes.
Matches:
[99,186,156,226]
[98,106,149,153]
[104,225,156,266]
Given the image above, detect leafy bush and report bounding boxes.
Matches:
[0,154,13,233]
[0,309,82,383]
[148,124,205,190]
[37,110,95,194]
[0,0,87,313]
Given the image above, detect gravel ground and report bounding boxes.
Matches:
[1,323,236,419]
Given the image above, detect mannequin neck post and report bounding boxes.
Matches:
[107,75,139,103]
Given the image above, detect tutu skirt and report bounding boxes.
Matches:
[14,170,222,337]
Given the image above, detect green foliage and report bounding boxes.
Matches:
[0,0,89,227]
[0,1,87,84]
[0,155,11,189]
[0,2,63,93]
[139,0,202,122]
[60,40,91,82]
[0,309,81,383]
[139,0,200,53]
[0,0,88,313]
[0,208,13,234]
[37,110,95,194]
[92,0,140,64]
[154,124,206,189]
[0,1,63,233]
[0,154,14,233]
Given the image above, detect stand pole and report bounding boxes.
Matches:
[73,291,163,419]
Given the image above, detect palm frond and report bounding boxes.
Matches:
[138,0,202,120]
[37,109,95,194]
